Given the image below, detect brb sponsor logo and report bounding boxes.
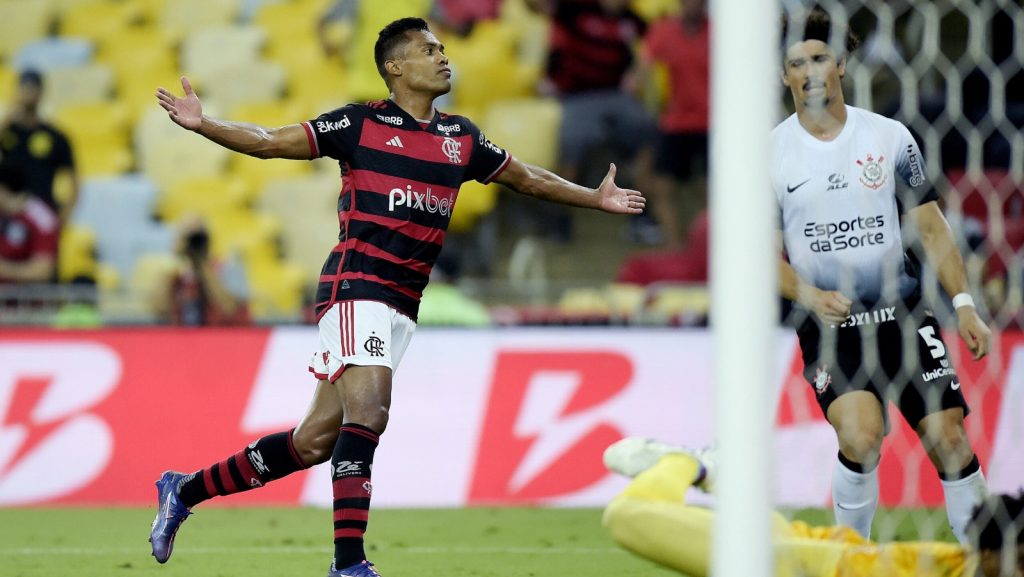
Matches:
[376,114,403,125]
[388,184,454,217]
[317,115,351,132]
[436,123,461,135]
[0,343,122,505]
[803,215,886,252]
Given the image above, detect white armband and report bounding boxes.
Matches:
[952,292,975,310]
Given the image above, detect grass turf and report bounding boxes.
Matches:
[0,507,950,577]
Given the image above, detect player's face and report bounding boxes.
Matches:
[978,543,1024,577]
[395,30,451,97]
[781,40,845,110]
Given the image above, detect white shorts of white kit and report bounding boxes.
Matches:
[308,300,416,382]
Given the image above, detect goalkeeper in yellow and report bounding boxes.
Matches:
[602,438,1024,577]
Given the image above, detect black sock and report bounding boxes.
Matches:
[178,429,307,508]
[331,424,379,569]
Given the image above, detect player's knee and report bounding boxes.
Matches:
[838,428,884,463]
[346,404,390,434]
[291,426,339,466]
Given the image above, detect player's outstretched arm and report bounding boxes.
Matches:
[493,157,646,215]
[156,76,312,160]
[911,200,992,359]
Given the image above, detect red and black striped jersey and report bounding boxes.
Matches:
[301,99,511,321]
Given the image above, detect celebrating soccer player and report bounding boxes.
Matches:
[150,17,645,577]
[774,6,991,543]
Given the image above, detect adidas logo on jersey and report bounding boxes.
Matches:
[386,136,404,148]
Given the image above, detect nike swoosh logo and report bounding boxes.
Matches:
[787,179,811,193]
[951,381,961,390]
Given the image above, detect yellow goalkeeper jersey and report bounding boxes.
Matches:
[780,521,977,577]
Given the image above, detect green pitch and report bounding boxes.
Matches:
[0,507,948,577]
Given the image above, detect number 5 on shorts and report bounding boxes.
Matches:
[918,325,946,359]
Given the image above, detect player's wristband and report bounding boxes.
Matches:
[952,292,975,310]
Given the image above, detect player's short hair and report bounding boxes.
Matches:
[375,17,431,86]
[968,491,1024,553]
[781,5,861,58]
[0,162,29,195]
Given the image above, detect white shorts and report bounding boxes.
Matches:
[308,300,416,382]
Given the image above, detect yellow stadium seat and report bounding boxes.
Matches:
[255,0,324,50]
[51,101,132,177]
[128,251,178,315]
[257,175,340,278]
[54,101,131,148]
[0,65,16,104]
[447,21,538,115]
[630,0,681,21]
[96,27,175,78]
[157,176,250,222]
[558,287,611,317]
[135,107,232,189]
[73,141,133,177]
[230,101,307,127]
[482,98,561,169]
[646,284,710,321]
[40,64,115,112]
[247,257,306,320]
[117,64,181,122]
[449,179,497,234]
[205,208,281,263]
[95,262,120,292]
[58,224,97,281]
[158,0,240,44]
[229,153,313,193]
[59,0,142,43]
[197,60,287,111]
[0,1,55,59]
[181,24,267,83]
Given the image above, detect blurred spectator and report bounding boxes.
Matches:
[0,70,79,223]
[526,0,657,242]
[638,0,709,247]
[417,251,492,326]
[0,162,58,284]
[615,209,708,285]
[317,0,358,59]
[429,0,502,37]
[156,218,250,326]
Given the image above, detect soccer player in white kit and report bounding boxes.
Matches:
[773,7,992,544]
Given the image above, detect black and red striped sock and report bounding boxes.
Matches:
[177,428,307,508]
[331,423,379,569]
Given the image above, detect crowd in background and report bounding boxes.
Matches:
[0,0,1019,328]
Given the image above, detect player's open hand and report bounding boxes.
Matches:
[956,307,992,360]
[156,77,203,131]
[800,286,852,325]
[596,163,646,215]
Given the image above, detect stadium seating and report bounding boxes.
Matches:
[54,101,133,177]
[257,174,340,279]
[157,0,241,44]
[0,1,55,60]
[41,64,115,112]
[197,60,287,112]
[481,98,561,169]
[58,224,97,282]
[11,37,93,72]
[180,24,267,83]
[58,0,142,44]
